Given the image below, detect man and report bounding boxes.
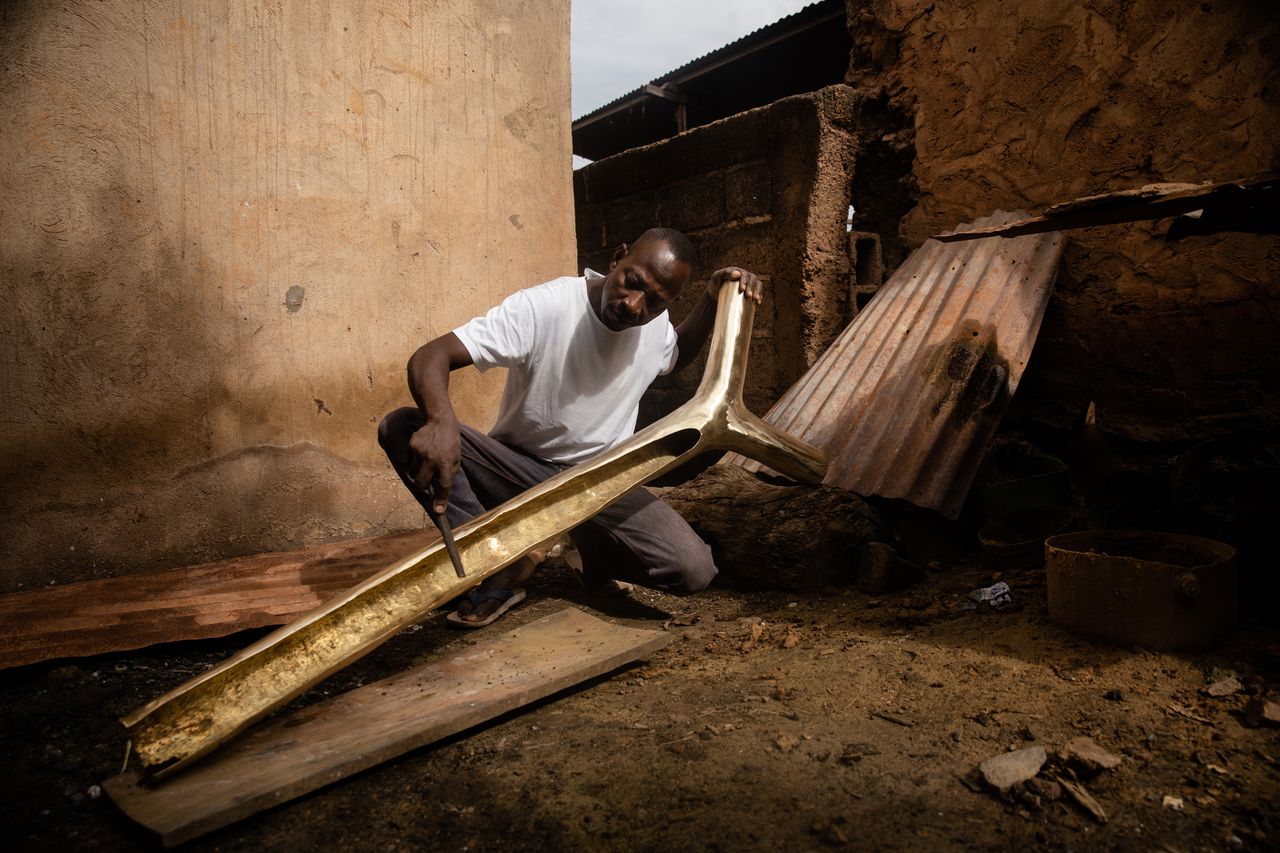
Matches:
[378,228,761,626]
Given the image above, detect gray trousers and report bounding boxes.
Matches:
[377,407,716,595]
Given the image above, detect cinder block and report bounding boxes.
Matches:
[574,204,608,252]
[603,191,661,246]
[723,162,772,220]
[848,230,884,288]
[691,221,776,276]
[658,175,727,232]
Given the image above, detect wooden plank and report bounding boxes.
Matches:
[0,529,436,669]
[104,607,669,846]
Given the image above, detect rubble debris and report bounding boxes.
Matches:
[870,710,914,728]
[1026,778,1062,801]
[1162,795,1185,811]
[978,745,1046,792]
[1167,703,1213,724]
[1059,736,1122,775]
[1204,676,1243,697]
[812,817,850,846]
[839,743,879,765]
[659,464,887,590]
[1244,697,1280,728]
[774,733,802,752]
[1058,776,1108,823]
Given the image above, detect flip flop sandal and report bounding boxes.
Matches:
[445,587,527,629]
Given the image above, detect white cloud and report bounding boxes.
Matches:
[572,0,818,119]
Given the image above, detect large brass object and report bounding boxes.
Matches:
[122,283,826,777]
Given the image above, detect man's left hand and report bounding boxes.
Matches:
[706,267,763,304]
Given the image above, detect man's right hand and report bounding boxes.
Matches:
[408,416,461,515]
[405,332,475,515]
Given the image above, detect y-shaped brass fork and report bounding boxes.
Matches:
[122,282,827,777]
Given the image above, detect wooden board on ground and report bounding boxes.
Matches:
[0,529,436,670]
[103,607,670,847]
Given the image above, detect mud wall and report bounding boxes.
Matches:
[0,0,576,589]
[574,86,857,424]
[848,0,1280,443]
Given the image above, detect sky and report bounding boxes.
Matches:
[571,0,818,120]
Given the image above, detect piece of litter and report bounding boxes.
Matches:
[964,581,1012,610]
[1162,795,1184,811]
[87,785,102,800]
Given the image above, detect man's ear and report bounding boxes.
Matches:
[609,243,628,270]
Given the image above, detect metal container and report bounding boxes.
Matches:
[976,454,1071,521]
[1046,530,1237,650]
[979,504,1074,568]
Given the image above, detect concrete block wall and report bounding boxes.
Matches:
[574,85,858,425]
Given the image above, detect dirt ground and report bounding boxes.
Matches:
[3,553,1278,852]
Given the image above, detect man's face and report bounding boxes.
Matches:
[599,238,690,332]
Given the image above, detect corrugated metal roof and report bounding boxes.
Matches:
[933,174,1280,242]
[572,0,848,160]
[732,212,1066,518]
[576,0,840,121]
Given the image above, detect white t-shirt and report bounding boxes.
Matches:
[453,272,679,465]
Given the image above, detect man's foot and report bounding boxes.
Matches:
[447,547,545,626]
[446,588,526,629]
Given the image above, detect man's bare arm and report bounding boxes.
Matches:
[406,332,473,513]
[673,267,762,373]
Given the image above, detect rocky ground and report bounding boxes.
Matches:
[3,555,1278,851]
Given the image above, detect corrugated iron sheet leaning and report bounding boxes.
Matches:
[122,281,827,778]
[733,211,1066,519]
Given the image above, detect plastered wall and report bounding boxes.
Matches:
[848,0,1280,443]
[0,0,575,588]
[575,87,858,426]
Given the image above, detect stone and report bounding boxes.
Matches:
[775,733,801,752]
[1059,736,1123,775]
[979,745,1047,792]
[1243,697,1280,728]
[1026,777,1063,801]
[1205,676,1243,697]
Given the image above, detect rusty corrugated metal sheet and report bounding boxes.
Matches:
[733,211,1066,518]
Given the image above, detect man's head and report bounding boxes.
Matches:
[596,228,698,332]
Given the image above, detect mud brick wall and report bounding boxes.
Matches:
[0,0,576,588]
[575,86,857,426]
[848,0,1280,445]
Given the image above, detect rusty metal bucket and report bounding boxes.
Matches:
[979,504,1074,568]
[1046,530,1237,650]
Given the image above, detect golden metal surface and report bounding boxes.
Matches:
[121,283,827,777]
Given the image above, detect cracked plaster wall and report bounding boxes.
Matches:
[0,0,575,588]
